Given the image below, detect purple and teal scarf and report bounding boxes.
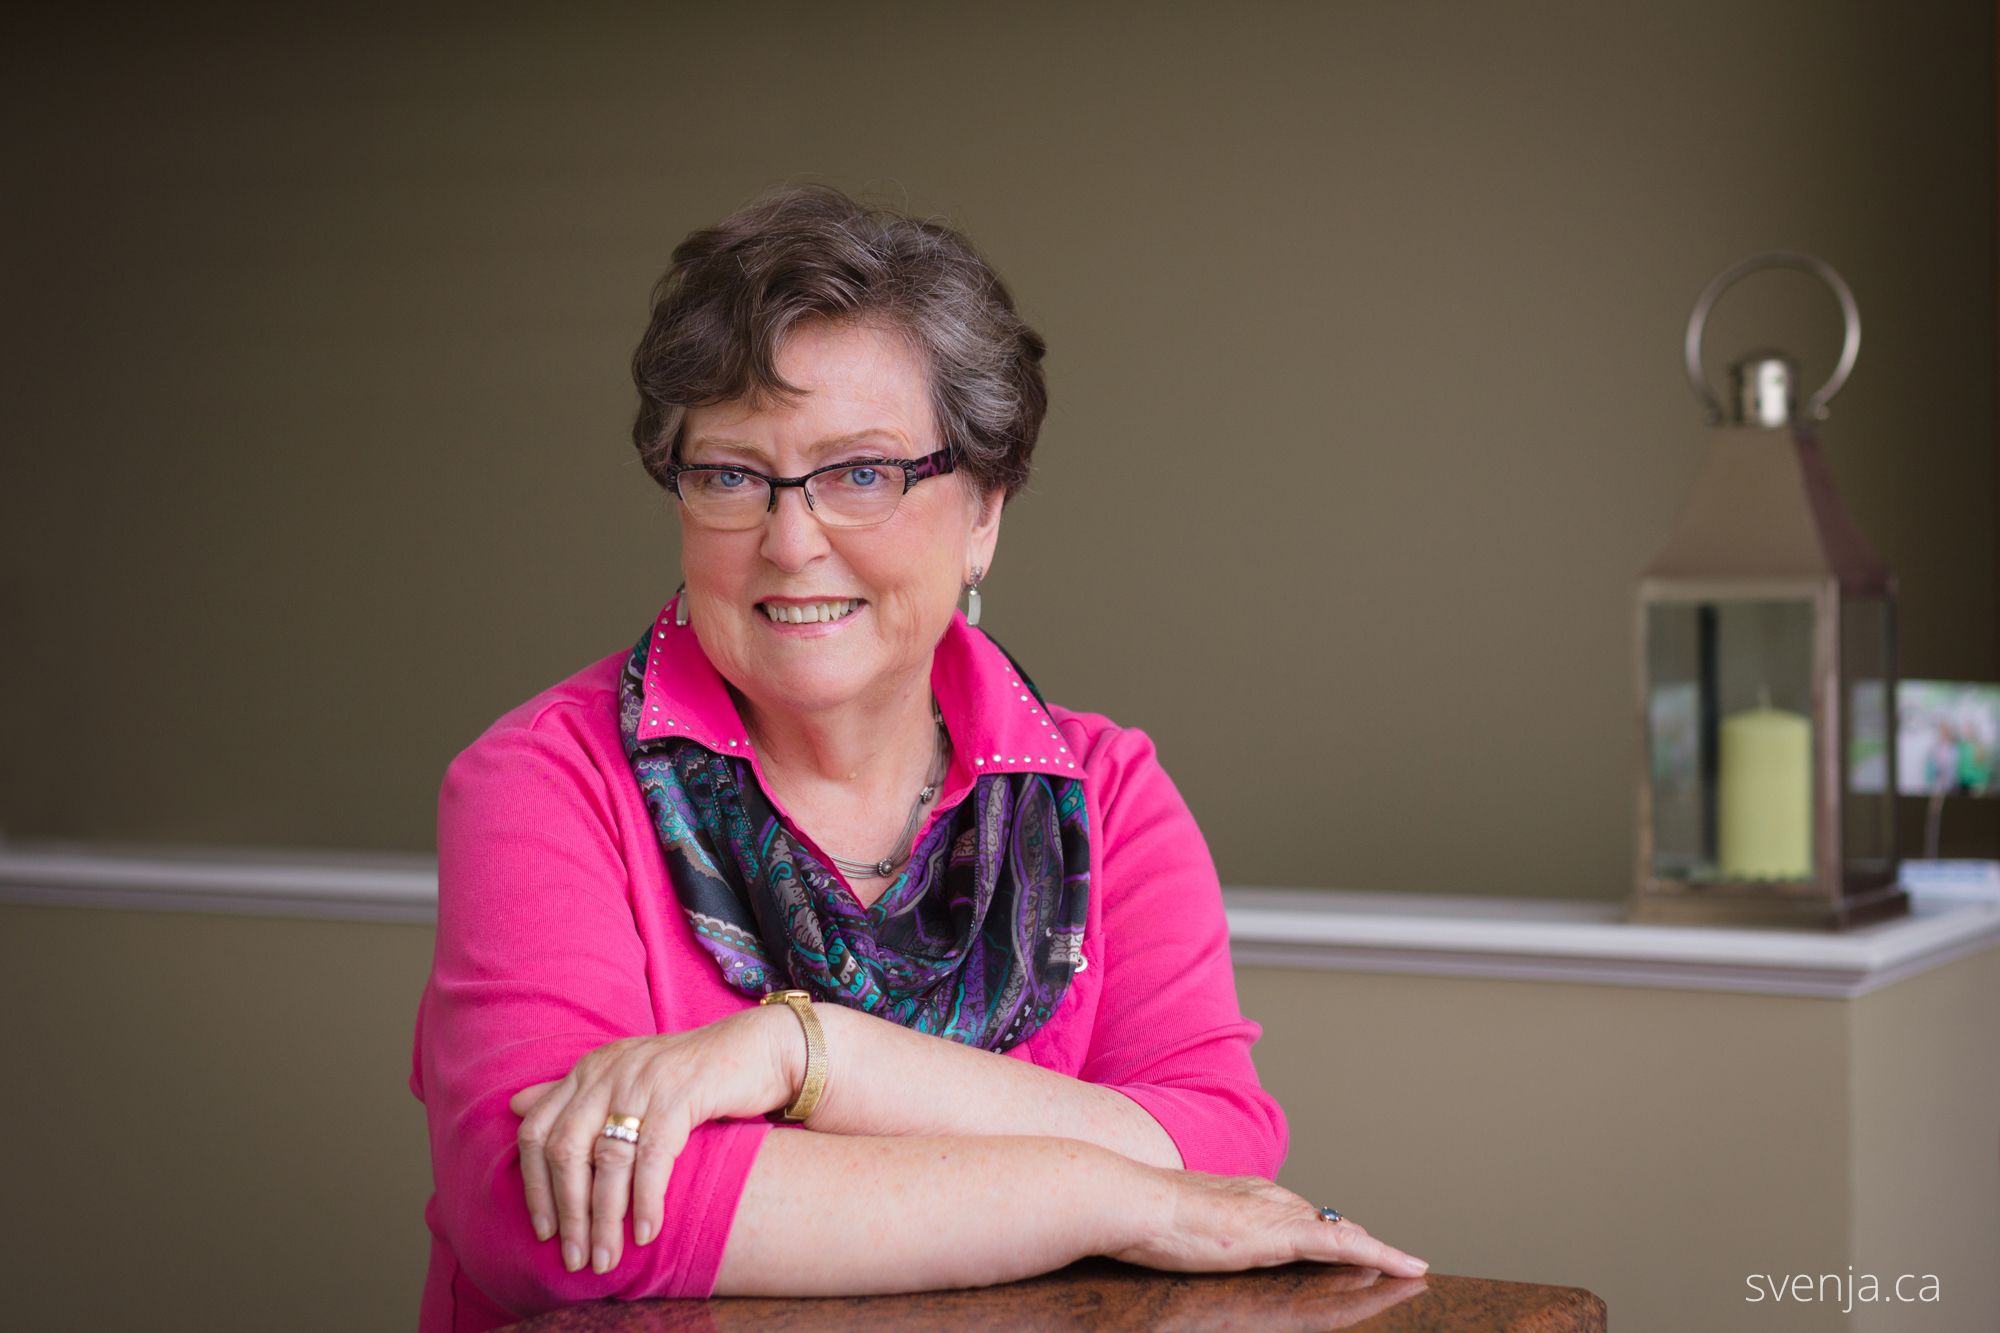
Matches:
[617,628,1090,1052]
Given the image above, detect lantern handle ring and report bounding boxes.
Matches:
[1683,249,1861,424]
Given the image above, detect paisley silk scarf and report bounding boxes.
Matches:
[617,628,1090,1052]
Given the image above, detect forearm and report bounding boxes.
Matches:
[713,1129,1163,1296]
[795,1003,1183,1169]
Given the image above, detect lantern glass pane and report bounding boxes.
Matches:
[1646,597,1818,883]
[1841,595,1895,880]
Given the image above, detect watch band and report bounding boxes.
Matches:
[758,989,828,1122]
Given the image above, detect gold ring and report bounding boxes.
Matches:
[600,1113,643,1144]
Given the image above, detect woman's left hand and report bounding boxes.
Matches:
[509,1005,798,1275]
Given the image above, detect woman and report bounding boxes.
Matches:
[410,184,1427,1330]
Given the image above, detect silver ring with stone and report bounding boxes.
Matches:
[1315,1204,1345,1224]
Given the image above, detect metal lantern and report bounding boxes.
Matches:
[1631,251,1906,929]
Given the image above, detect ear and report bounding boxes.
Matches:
[964,482,1003,581]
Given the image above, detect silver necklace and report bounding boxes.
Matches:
[824,696,952,880]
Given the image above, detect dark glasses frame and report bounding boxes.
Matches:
[665,445,958,525]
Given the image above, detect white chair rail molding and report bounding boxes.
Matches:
[5,836,1995,998]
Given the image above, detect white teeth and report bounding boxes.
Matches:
[761,599,859,624]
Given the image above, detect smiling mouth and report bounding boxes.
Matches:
[757,598,865,625]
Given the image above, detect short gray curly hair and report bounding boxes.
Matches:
[630,184,1047,502]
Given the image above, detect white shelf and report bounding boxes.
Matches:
[0,838,438,924]
[1224,882,2000,997]
[4,837,1995,997]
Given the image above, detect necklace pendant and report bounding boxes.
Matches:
[919,784,936,803]
[874,858,895,877]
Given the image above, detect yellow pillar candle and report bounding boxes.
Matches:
[1717,689,1814,880]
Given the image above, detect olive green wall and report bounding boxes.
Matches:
[5,1,1994,888]
[6,7,1995,1329]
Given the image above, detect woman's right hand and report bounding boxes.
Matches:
[1108,1166,1430,1279]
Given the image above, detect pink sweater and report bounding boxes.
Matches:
[409,603,1288,1331]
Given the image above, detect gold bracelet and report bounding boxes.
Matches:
[758,989,828,1122]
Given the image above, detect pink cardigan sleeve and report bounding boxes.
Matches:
[1076,723,1290,1180]
[413,717,772,1316]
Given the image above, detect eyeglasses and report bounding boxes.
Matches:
[667,445,957,530]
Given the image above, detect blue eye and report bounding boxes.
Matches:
[846,466,881,487]
[715,470,748,489]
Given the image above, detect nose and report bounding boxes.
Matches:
[758,484,831,571]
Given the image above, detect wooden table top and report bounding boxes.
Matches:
[502,1258,1607,1331]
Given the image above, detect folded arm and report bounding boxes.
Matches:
[713,1130,1147,1295]
[795,1003,1183,1168]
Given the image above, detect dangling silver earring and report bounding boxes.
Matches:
[673,582,690,627]
[963,566,984,627]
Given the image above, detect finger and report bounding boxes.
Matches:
[629,1104,695,1248]
[590,1129,637,1274]
[516,1080,577,1245]
[1311,1219,1429,1277]
[510,1080,562,1116]
[549,1083,612,1274]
